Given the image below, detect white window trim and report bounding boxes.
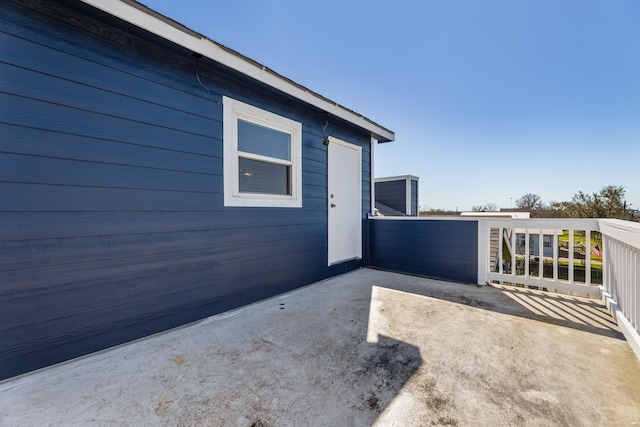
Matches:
[223,96,302,208]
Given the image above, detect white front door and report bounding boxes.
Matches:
[328,137,362,265]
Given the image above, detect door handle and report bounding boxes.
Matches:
[331,203,336,208]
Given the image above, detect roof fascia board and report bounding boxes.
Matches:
[374,175,419,183]
[81,0,395,142]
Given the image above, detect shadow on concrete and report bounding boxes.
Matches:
[372,270,623,340]
[348,335,423,419]
[494,285,622,337]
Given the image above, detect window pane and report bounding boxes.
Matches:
[239,158,291,195]
[238,119,291,161]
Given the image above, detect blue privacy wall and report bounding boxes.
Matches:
[369,219,478,284]
[0,0,371,379]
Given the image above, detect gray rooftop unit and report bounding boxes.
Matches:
[374,175,419,216]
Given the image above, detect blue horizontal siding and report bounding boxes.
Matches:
[2,151,221,192]
[0,6,219,117]
[375,180,406,213]
[369,219,478,284]
[0,61,218,138]
[1,123,219,175]
[1,223,327,274]
[1,92,220,156]
[0,210,329,242]
[1,240,330,328]
[0,0,373,380]
[0,256,362,380]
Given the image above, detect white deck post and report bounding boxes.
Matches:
[569,229,575,285]
[525,230,530,278]
[538,230,544,278]
[369,137,376,216]
[586,229,591,286]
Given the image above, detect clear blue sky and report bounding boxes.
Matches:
[141,0,640,211]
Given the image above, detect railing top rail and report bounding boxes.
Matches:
[481,217,601,230]
[599,219,640,248]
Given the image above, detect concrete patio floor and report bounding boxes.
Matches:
[1,268,640,426]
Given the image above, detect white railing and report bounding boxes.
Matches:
[479,218,602,296]
[477,217,640,360]
[600,219,640,358]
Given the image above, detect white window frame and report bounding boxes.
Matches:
[223,96,302,207]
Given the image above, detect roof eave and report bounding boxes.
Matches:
[81,0,395,143]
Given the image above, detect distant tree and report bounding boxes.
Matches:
[559,185,629,219]
[538,201,566,218]
[515,193,543,212]
[472,203,498,212]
